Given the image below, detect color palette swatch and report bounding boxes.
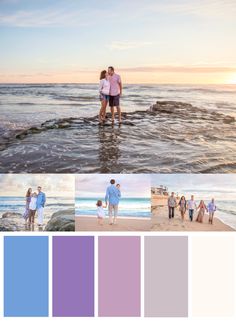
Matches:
[4,236,49,317]
[145,236,188,317]
[53,236,94,317]
[192,236,234,317]
[98,236,141,317]
[2,235,235,318]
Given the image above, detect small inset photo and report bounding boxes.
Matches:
[0,174,75,231]
[151,174,236,231]
[75,174,151,231]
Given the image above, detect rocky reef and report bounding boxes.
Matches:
[0,209,75,231]
[44,208,75,231]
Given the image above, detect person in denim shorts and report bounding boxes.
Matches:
[108,66,122,123]
[99,70,110,123]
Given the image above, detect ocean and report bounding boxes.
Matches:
[215,200,236,230]
[75,197,151,218]
[0,83,236,173]
[0,196,74,221]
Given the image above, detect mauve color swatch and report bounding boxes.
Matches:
[53,236,94,317]
[98,236,141,317]
[145,236,188,317]
[4,236,49,317]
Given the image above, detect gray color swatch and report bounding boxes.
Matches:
[145,236,188,317]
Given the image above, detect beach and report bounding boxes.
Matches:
[75,216,151,231]
[0,196,75,231]
[151,204,234,231]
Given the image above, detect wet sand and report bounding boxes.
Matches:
[75,216,151,231]
[151,205,234,231]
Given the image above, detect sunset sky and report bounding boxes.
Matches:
[0,0,236,83]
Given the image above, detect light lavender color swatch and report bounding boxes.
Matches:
[98,236,141,317]
[145,236,188,317]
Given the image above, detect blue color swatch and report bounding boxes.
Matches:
[4,236,49,317]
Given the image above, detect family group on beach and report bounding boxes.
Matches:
[167,193,217,224]
[23,186,46,227]
[96,179,121,225]
[99,66,122,123]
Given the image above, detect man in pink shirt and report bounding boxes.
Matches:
[108,66,122,123]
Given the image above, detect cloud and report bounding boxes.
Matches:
[151,174,236,200]
[0,7,97,27]
[144,0,236,18]
[119,65,236,73]
[108,41,154,51]
[0,174,75,197]
[75,174,151,198]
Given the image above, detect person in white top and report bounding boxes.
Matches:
[28,192,37,225]
[99,70,110,123]
[187,195,197,222]
[96,200,107,225]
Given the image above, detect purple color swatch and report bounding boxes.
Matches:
[98,236,141,317]
[53,236,94,317]
[145,236,188,317]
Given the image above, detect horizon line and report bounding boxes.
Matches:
[0,82,235,86]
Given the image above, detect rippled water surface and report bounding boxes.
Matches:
[0,83,235,173]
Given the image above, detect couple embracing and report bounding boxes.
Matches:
[23,186,46,227]
[99,66,122,123]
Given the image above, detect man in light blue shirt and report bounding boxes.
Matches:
[105,179,121,225]
[207,198,217,224]
[36,186,46,227]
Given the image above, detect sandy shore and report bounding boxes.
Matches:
[151,205,234,231]
[75,216,151,231]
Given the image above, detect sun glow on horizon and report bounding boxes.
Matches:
[227,74,236,85]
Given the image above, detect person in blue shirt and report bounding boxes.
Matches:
[105,179,121,225]
[207,198,217,224]
[36,186,46,227]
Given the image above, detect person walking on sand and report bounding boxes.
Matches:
[105,179,121,225]
[99,70,110,123]
[168,192,177,219]
[23,188,32,223]
[208,198,217,224]
[36,186,46,226]
[96,200,107,226]
[178,195,187,222]
[196,200,208,223]
[187,195,197,222]
[108,66,122,123]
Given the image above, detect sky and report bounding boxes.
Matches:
[0,0,236,84]
[0,174,75,197]
[151,174,236,200]
[76,174,151,198]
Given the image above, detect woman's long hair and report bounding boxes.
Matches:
[179,195,186,205]
[26,188,32,197]
[100,70,107,80]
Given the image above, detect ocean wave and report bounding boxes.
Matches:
[218,208,236,217]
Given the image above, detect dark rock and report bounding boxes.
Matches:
[2,211,22,219]
[0,212,25,231]
[45,208,75,231]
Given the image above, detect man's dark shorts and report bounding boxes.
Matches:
[109,94,120,107]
